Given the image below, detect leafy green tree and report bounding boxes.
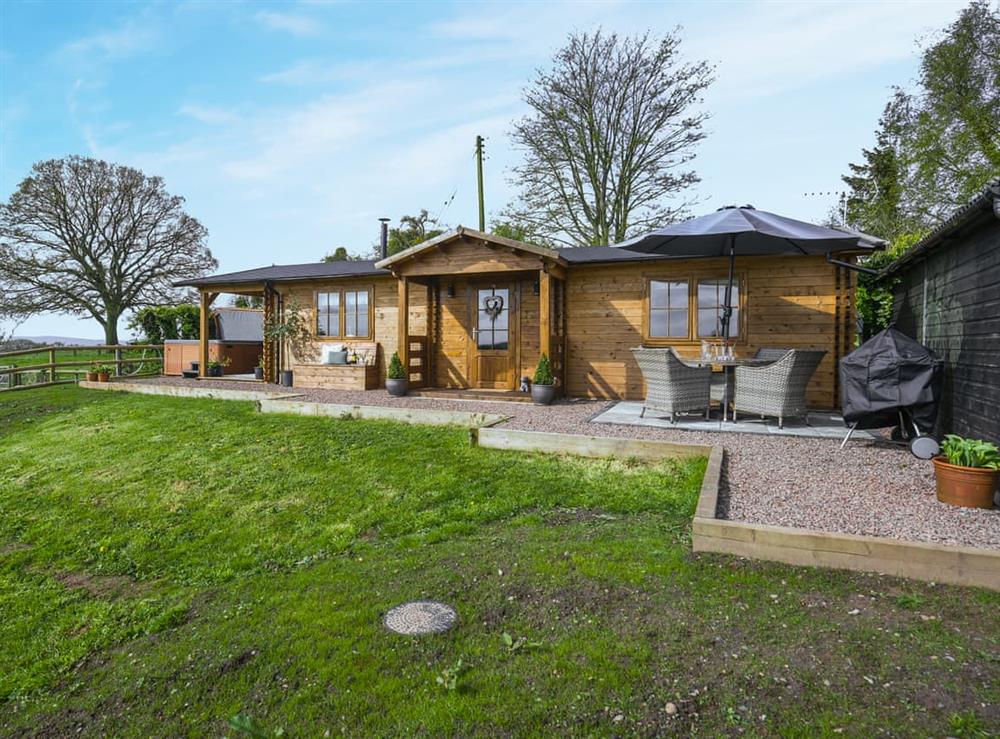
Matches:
[128,305,203,343]
[842,92,917,243]
[386,210,445,256]
[503,29,714,247]
[854,233,923,340]
[489,220,550,247]
[231,295,264,309]
[840,1,999,337]
[909,0,1000,219]
[322,247,352,262]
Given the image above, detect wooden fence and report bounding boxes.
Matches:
[0,345,164,392]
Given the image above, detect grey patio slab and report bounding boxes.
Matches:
[591,401,876,440]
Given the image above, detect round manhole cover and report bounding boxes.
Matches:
[384,601,457,635]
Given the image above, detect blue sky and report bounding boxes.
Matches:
[2,0,964,340]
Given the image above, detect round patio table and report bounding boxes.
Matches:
[690,357,774,422]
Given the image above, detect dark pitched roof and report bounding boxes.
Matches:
[881,178,1000,279]
[175,259,388,288]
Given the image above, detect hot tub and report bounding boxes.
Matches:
[163,340,263,375]
[163,307,264,376]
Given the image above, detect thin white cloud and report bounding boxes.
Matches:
[61,20,156,59]
[254,10,323,36]
[683,2,958,99]
[177,104,239,126]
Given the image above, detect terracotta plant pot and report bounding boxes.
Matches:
[97,372,110,383]
[932,456,998,509]
[85,372,98,382]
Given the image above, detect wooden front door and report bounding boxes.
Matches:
[469,283,516,389]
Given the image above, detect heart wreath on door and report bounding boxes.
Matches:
[483,295,504,322]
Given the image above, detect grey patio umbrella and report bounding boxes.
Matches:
[616,206,876,342]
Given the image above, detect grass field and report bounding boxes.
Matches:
[0,387,997,736]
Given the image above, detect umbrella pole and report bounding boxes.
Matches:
[722,236,736,345]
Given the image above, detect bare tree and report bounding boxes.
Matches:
[0,157,216,344]
[503,30,714,247]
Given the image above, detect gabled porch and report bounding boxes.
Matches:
[376,227,568,394]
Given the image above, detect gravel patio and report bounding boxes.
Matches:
[135,377,1000,551]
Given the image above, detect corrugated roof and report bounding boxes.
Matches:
[175,259,388,287]
[880,178,1000,279]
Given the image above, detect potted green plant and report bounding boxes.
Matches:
[205,358,229,378]
[531,353,557,405]
[386,352,408,397]
[253,356,264,380]
[264,299,310,387]
[96,364,114,382]
[85,364,99,382]
[932,435,999,509]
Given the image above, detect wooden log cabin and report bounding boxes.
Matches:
[177,226,866,409]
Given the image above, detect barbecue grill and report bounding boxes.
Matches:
[839,327,944,457]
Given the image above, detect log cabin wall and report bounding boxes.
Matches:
[431,277,541,389]
[564,255,849,408]
[280,277,427,388]
[259,245,851,405]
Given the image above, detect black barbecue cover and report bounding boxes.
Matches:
[840,327,943,431]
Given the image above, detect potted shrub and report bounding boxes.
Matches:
[96,364,113,382]
[932,435,999,509]
[386,352,408,397]
[85,364,99,382]
[531,353,557,405]
[205,358,230,378]
[253,356,264,380]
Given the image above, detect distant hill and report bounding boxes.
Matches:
[14,336,105,347]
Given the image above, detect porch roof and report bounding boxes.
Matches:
[174,259,389,289]
[373,226,567,270]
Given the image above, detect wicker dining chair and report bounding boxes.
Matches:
[754,347,793,361]
[631,347,712,423]
[732,349,826,428]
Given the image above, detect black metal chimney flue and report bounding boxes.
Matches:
[378,217,390,260]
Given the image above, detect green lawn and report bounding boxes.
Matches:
[0,387,997,737]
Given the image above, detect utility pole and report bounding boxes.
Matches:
[475,135,485,231]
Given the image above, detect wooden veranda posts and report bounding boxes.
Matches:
[397,276,410,370]
[198,291,218,378]
[539,269,552,360]
[262,283,278,383]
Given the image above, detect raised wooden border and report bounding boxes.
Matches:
[78,380,301,403]
[692,449,1000,591]
[474,427,713,462]
[259,398,507,429]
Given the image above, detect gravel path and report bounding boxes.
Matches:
[131,378,1000,551]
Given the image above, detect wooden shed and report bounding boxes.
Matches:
[883,179,1000,441]
[177,225,868,409]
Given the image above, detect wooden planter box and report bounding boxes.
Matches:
[292,363,379,391]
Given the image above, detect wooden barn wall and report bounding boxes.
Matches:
[564,255,849,408]
[892,218,1000,441]
[280,277,427,387]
